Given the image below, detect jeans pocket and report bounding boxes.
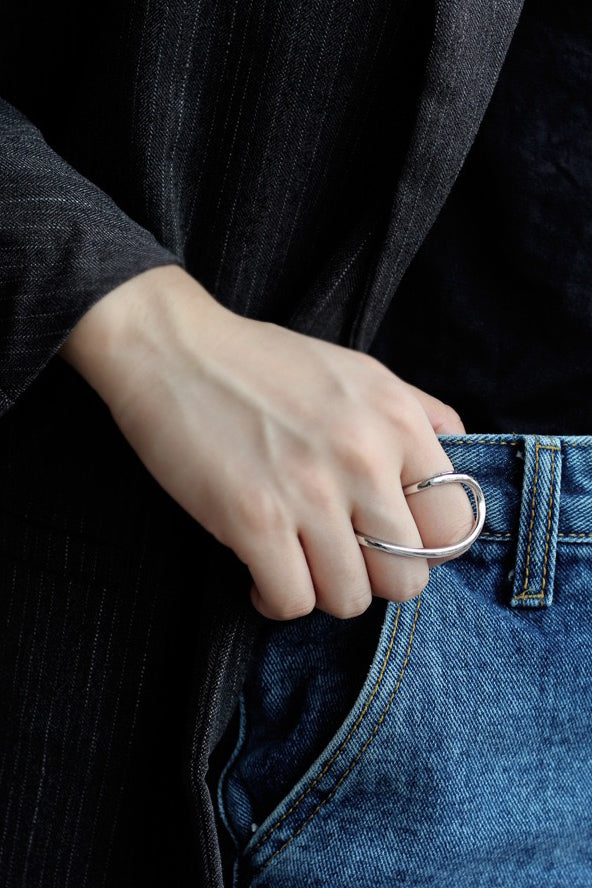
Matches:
[218,594,423,885]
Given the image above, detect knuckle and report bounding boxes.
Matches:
[292,462,336,511]
[274,596,316,621]
[443,403,463,426]
[235,485,286,534]
[368,374,422,430]
[322,591,371,620]
[353,351,392,377]
[386,391,424,437]
[404,565,430,597]
[432,402,463,433]
[439,511,474,548]
[332,425,385,484]
[389,564,430,601]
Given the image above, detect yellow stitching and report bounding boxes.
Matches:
[444,438,592,449]
[541,447,556,597]
[444,439,518,446]
[518,440,540,599]
[450,531,592,539]
[445,439,560,452]
[475,532,592,538]
[255,593,422,876]
[252,604,401,852]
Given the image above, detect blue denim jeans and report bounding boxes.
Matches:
[218,434,592,887]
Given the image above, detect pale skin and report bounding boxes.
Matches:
[59,264,473,621]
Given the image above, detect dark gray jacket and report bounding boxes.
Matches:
[0,1,523,884]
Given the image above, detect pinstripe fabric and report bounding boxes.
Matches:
[0,1,523,884]
[347,0,526,351]
[0,361,255,886]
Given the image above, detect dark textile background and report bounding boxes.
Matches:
[371,0,592,434]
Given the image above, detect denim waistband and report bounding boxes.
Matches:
[439,433,592,608]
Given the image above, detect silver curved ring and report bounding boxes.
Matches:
[354,472,486,560]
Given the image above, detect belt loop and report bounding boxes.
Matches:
[510,436,562,608]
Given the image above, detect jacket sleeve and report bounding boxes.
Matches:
[0,96,182,418]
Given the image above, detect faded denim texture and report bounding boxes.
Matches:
[220,435,592,887]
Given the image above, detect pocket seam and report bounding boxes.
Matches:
[251,603,401,855]
[253,592,422,875]
[218,693,250,852]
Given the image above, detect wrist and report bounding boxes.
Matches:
[58,264,226,412]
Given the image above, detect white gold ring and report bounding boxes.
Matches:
[354,472,486,559]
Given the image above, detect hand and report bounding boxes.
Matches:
[59,265,473,620]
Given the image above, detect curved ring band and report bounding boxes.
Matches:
[354,472,486,560]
